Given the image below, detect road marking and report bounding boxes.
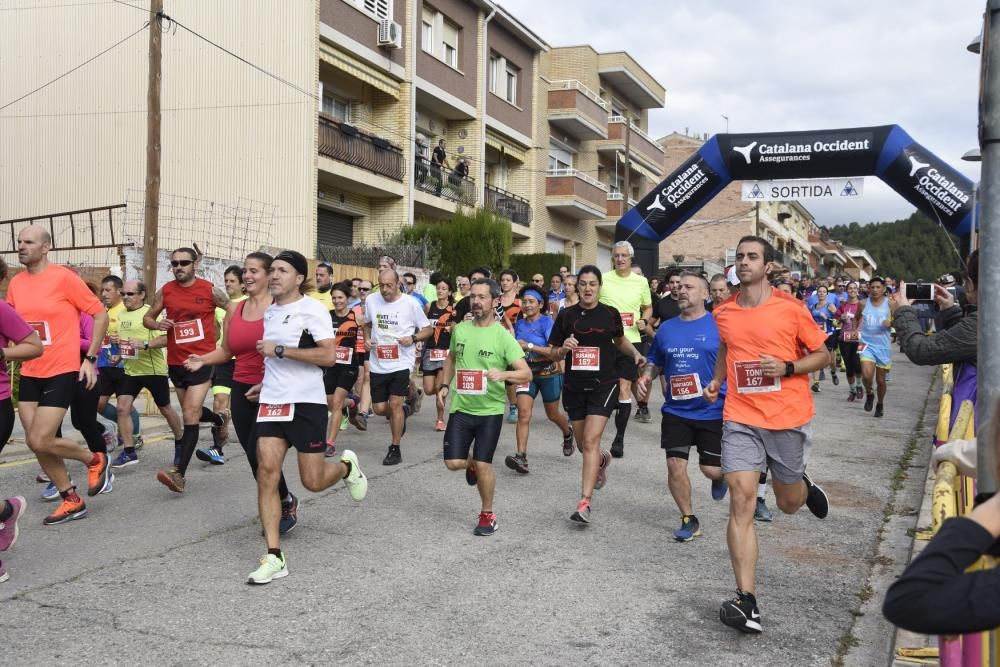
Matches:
[0,434,172,468]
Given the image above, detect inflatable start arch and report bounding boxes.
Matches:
[616,125,976,244]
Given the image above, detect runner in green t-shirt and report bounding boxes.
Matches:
[598,241,653,457]
[436,279,531,537]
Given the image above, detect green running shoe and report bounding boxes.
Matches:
[340,450,368,501]
[247,553,288,585]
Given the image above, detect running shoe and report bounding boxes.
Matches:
[102,425,117,453]
[247,553,288,585]
[0,561,7,583]
[504,453,529,474]
[133,434,145,450]
[562,427,575,457]
[474,511,497,536]
[382,444,401,466]
[339,414,349,431]
[465,462,477,486]
[720,590,762,634]
[811,382,820,393]
[570,498,591,524]
[673,515,701,542]
[0,496,27,551]
[635,406,651,424]
[610,435,624,459]
[40,482,60,502]
[195,447,226,465]
[43,495,87,525]
[802,471,829,519]
[99,472,114,494]
[711,477,728,501]
[87,452,111,497]
[279,493,298,535]
[846,391,856,403]
[35,473,49,484]
[754,497,774,522]
[507,405,518,424]
[831,373,840,386]
[156,468,186,494]
[874,403,884,418]
[435,419,446,432]
[855,386,864,399]
[340,450,367,501]
[211,410,230,449]
[324,442,337,458]
[347,395,365,430]
[112,449,138,468]
[595,450,610,490]
[864,393,875,412]
[353,411,368,431]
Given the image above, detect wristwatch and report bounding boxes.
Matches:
[527,342,534,351]
[784,361,795,377]
[143,341,149,350]
[275,345,285,359]
[84,354,98,364]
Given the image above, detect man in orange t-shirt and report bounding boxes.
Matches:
[7,225,110,526]
[704,235,831,635]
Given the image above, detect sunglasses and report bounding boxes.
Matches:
[122,291,142,297]
[170,260,193,267]
[359,287,371,292]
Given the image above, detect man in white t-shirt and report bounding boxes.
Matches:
[247,250,368,585]
[364,268,432,466]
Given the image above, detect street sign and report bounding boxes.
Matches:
[740,177,865,201]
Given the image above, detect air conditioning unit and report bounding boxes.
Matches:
[377,20,402,48]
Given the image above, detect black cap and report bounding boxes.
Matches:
[274,250,309,277]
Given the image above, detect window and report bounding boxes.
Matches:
[422,6,460,69]
[504,63,518,105]
[322,90,350,123]
[489,56,499,94]
[347,0,391,20]
[548,141,572,172]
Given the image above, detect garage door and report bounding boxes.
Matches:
[316,208,354,254]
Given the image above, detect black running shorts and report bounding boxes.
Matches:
[255,402,328,454]
[562,382,619,422]
[442,411,503,463]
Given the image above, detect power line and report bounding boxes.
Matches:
[0,0,131,10]
[0,99,308,120]
[110,0,148,13]
[0,21,149,112]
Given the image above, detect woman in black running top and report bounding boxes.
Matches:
[548,265,645,525]
[422,276,455,432]
[324,282,364,456]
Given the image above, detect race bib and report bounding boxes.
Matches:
[335,346,353,365]
[858,342,868,353]
[428,348,448,362]
[27,321,51,346]
[257,403,295,422]
[570,346,600,371]
[102,335,113,349]
[841,329,859,342]
[456,369,487,395]
[669,373,703,401]
[173,319,204,345]
[119,340,138,359]
[621,312,635,327]
[376,344,400,361]
[733,360,781,394]
[515,382,531,393]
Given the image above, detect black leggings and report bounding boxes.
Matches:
[0,398,15,454]
[232,380,289,500]
[55,380,106,454]
[839,341,862,378]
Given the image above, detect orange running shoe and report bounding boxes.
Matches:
[43,495,87,525]
[87,452,111,497]
[157,468,186,493]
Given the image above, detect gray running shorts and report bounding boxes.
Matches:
[720,421,812,484]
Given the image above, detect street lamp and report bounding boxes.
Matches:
[721,114,729,133]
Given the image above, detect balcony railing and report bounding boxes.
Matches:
[318,115,403,181]
[605,192,638,218]
[414,161,477,206]
[605,115,664,167]
[548,80,609,110]
[484,184,531,226]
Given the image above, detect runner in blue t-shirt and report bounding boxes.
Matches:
[637,271,727,542]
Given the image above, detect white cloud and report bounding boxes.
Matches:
[504,0,983,225]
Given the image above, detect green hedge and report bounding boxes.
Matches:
[397,208,512,280]
[508,253,571,284]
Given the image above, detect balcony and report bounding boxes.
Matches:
[597,192,637,229]
[597,52,666,109]
[413,161,477,207]
[596,116,665,173]
[545,168,607,220]
[318,115,403,182]
[547,80,609,141]
[484,184,531,227]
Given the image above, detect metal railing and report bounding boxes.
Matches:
[608,115,661,148]
[318,115,404,181]
[546,168,608,191]
[414,161,478,206]
[548,79,609,110]
[484,184,531,226]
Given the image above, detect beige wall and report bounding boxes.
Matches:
[0,0,318,259]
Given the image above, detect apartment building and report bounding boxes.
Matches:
[657,131,815,275]
[536,46,666,268]
[807,221,878,279]
[318,0,546,251]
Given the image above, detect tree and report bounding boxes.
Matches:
[828,212,963,280]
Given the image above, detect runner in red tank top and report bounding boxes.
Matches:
[144,247,230,493]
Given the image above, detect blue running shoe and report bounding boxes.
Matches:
[112,450,138,468]
[673,515,701,542]
[195,447,225,465]
[711,478,728,501]
[40,482,60,502]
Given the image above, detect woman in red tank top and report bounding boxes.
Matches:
[184,253,296,529]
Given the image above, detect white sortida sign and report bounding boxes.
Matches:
[741,177,865,201]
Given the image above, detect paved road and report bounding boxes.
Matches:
[0,353,935,665]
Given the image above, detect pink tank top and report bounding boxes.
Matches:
[228,301,265,384]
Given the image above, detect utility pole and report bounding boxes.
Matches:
[622,114,632,213]
[143,0,163,290]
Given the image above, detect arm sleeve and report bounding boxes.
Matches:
[883,517,1000,634]
[895,308,977,366]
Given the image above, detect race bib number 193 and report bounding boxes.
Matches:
[173,319,205,345]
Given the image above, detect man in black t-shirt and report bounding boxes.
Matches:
[431,138,450,196]
[653,269,682,327]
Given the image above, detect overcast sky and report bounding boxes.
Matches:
[503,0,984,227]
